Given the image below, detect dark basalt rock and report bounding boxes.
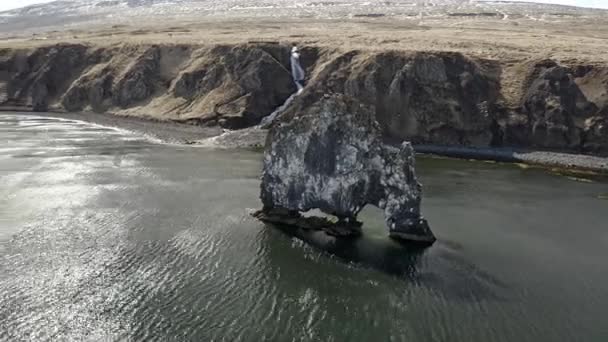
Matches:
[522,65,597,149]
[583,116,608,154]
[170,45,297,129]
[252,208,363,238]
[113,47,161,107]
[303,51,500,147]
[6,44,89,111]
[257,93,435,245]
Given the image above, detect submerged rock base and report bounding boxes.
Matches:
[252,208,362,238]
[253,208,438,244]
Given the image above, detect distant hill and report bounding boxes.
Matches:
[1,0,606,34]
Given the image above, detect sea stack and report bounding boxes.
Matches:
[254,93,435,245]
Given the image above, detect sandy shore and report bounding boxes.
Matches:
[6,110,607,174]
[4,110,223,144]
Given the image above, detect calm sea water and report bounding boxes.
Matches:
[1,114,607,342]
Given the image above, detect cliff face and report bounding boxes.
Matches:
[0,43,302,129]
[499,60,608,154]
[297,51,500,147]
[1,43,607,154]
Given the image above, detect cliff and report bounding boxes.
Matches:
[1,42,607,155]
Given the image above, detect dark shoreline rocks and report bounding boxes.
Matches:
[414,144,608,173]
[252,208,363,238]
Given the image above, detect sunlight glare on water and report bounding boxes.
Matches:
[1,114,608,341]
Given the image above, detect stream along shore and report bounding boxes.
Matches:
[6,110,608,174]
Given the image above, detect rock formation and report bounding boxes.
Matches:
[521,61,597,149]
[256,93,435,244]
[496,60,608,153]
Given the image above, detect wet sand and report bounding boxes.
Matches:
[4,110,223,144]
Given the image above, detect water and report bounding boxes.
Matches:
[1,114,607,342]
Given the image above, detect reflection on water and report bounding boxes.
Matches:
[1,114,608,342]
[267,221,427,277]
[266,221,509,302]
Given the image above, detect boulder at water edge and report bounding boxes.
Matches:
[255,93,435,245]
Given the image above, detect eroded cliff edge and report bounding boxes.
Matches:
[1,42,607,155]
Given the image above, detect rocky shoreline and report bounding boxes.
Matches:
[5,110,608,174]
